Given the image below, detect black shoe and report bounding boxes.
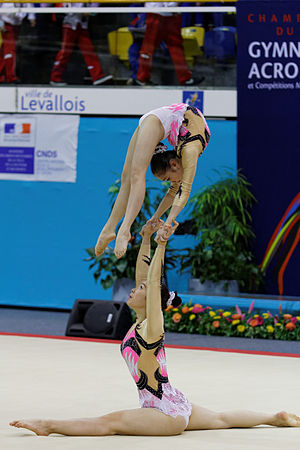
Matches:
[131,78,155,86]
[4,78,21,85]
[132,78,146,86]
[183,76,205,86]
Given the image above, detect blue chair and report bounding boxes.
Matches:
[204,26,236,60]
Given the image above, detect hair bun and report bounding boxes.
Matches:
[154,142,168,154]
[172,291,182,308]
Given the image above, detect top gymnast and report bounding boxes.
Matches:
[95,102,211,259]
[10,219,300,436]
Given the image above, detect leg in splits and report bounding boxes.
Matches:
[10,405,300,436]
[186,404,300,430]
[95,114,164,258]
[10,407,186,437]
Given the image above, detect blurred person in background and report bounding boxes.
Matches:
[135,2,197,86]
[127,8,146,85]
[50,2,113,86]
[127,8,171,86]
[0,3,35,84]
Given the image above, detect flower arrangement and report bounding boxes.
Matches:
[163,300,300,341]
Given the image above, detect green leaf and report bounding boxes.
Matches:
[116,259,128,273]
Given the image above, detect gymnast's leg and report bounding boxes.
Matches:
[10,408,186,436]
[186,404,300,430]
[114,115,164,258]
[95,127,139,256]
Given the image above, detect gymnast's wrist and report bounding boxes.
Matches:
[156,239,167,248]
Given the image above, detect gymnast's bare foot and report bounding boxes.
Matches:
[10,419,51,436]
[269,411,300,427]
[95,230,116,257]
[114,230,131,259]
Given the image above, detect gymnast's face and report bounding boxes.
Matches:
[127,283,147,310]
[155,159,183,183]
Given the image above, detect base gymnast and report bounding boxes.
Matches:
[95,102,211,259]
[10,220,300,437]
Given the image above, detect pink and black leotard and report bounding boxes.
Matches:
[139,103,211,210]
[121,323,192,427]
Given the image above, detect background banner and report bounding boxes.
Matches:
[0,114,79,182]
[237,0,300,296]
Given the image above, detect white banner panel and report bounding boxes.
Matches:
[204,90,237,117]
[16,87,237,117]
[0,87,17,113]
[0,114,79,182]
[17,87,184,115]
[1,86,238,117]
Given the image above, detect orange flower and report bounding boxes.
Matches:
[212,320,220,328]
[285,322,296,331]
[181,306,190,314]
[165,305,173,312]
[172,313,182,323]
[249,319,259,327]
[232,313,241,320]
[283,314,292,320]
[194,303,202,309]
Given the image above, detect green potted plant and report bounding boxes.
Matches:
[85,178,180,300]
[180,170,265,294]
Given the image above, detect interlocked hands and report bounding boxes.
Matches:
[154,220,179,245]
[140,219,179,244]
[140,219,164,238]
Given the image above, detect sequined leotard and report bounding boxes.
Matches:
[121,323,192,427]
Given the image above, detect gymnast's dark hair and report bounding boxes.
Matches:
[160,262,182,310]
[161,285,182,310]
[150,143,179,176]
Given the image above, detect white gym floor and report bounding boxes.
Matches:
[1,333,300,450]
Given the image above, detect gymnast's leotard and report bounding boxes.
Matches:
[139,102,210,149]
[121,324,192,427]
[140,103,211,210]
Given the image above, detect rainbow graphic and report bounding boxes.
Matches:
[260,193,300,295]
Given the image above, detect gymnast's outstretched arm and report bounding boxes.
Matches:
[152,182,181,219]
[166,146,198,224]
[145,222,178,340]
[135,219,163,288]
[153,145,199,227]
[156,146,198,233]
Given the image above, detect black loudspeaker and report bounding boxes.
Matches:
[65,299,133,340]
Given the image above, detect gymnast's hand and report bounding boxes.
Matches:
[140,219,164,238]
[155,220,179,245]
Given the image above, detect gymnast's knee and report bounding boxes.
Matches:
[217,412,231,429]
[104,410,136,435]
[98,411,123,435]
[130,166,146,185]
[120,169,130,186]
